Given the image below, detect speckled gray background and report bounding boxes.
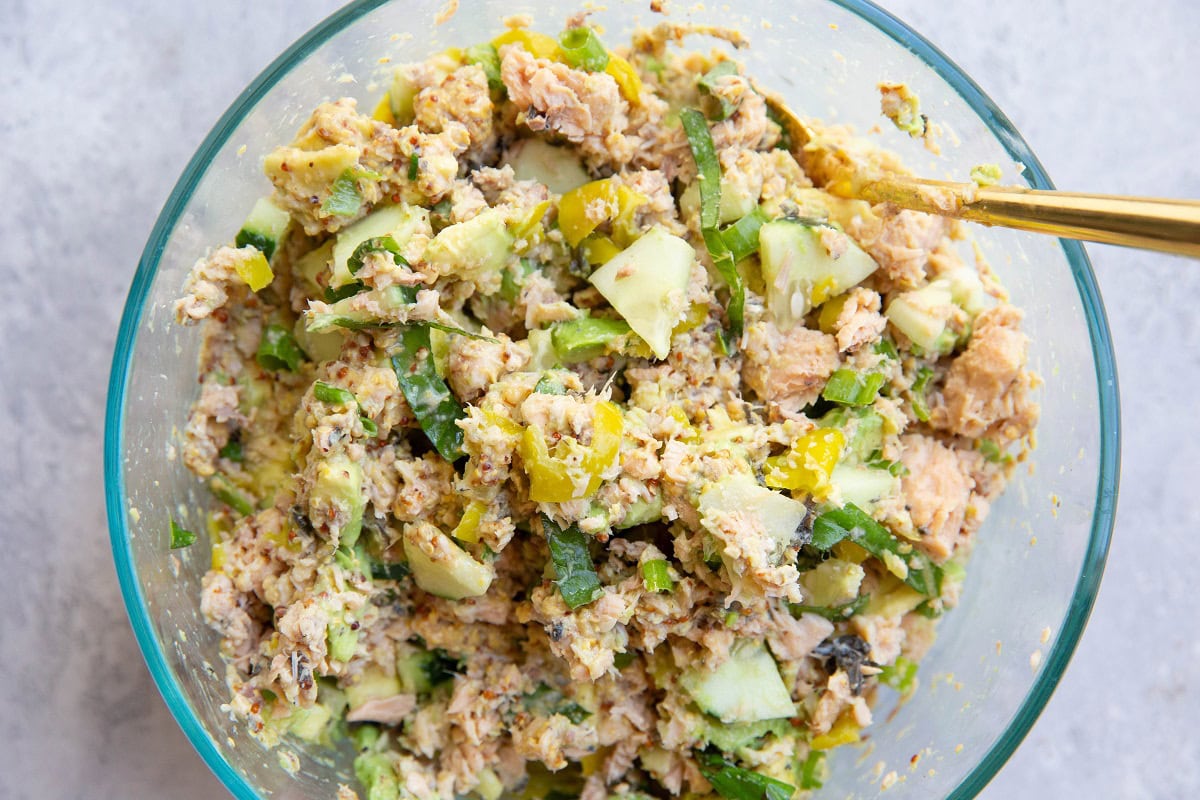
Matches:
[2,0,1197,797]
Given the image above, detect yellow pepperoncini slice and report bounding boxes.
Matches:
[210,541,228,572]
[580,234,622,266]
[817,293,849,334]
[604,52,642,104]
[236,249,274,292]
[810,709,861,751]
[764,428,845,498]
[510,199,551,245]
[371,93,396,125]
[558,179,647,248]
[671,302,710,337]
[452,500,486,544]
[810,275,838,307]
[520,401,624,502]
[482,408,523,439]
[492,29,563,60]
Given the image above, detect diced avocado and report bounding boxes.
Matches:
[821,407,885,463]
[830,464,899,511]
[389,68,418,126]
[306,285,414,334]
[865,576,925,618]
[758,220,879,328]
[326,620,360,663]
[309,454,365,547]
[235,196,291,262]
[587,226,695,359]
[615,490,663,529]
[474,769,504,800]
[945,265,987,317]
[799,558,865,608]
[396,649,434,695]
[345,666,402,712]
[354,751,401,800]
[402,524,495,600]
[550,317,631,363]
[286,701,333,742]
[699,473,807,566]
[680,639,796,723]
[885,279,956,352]
[507,138,591,195]
[423,208,515,284]
[331,204,428,288]
[701,717,791,752]
[680,176,761,224]
[292,239,335,297]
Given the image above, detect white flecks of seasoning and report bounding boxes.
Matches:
[1041,627,1052,644]
[1030,649,1043,671]
[881,770,899,790]
[129,506,141,523]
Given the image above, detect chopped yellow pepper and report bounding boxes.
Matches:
[671,302,710,336]
[557,178,646,248]
[811,710,861,751]
[580,234,622,266]
[482,408,523,439]
[492,29,562,60]
[510,199,551,244]
[519,401,623,502]
[811,275,838,307]
[604,53,642,104]
[236,249,274,292]
[764,428,845,497]
[817,293,849,334]
[452,500,486,544]
[210,541,227,572]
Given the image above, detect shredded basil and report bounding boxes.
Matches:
[541,515,604,610]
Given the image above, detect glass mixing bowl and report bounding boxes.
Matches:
[105,0,1120,797]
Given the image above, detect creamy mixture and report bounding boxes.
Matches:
[172,18,1038,800]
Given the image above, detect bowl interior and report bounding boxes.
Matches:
[106,1,1118,797]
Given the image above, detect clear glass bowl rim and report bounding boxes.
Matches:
[104,1,1121,797]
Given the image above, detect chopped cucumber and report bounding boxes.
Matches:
[680,639,796,723]
[402,524,495,600]
[526,327,559,370]
[389,68,418,126]
[507,138,591,195]
[701,717,790,752]
[345,666,402,713]
[615,490,663,529]
[680,177,760,225]
[235,197,291,262]
[830,464,899,512]
[758,220,879,328]
[423,208,515,284]
[884,279,956,352]
[587,226,695,359]
[354,750,401,800]
[309,454,365,547]
[699,473,807,566]
[286,701,334,743]
[550,317,631,363]
[306,285,415,333]
[326,620,360,662]
[331,204,428,288]
[945,265,987,317]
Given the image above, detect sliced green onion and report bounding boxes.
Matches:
[533,373,566,395]
[810,503,943,596]
[464,43,503,92]
[558,27,610,72]
[256,324,305,372]
[314,380,356,406]
[874,337,899,361]
[408,152,420,181]
[822,368,886,406]
[218,436,244,463]
[348,235,406,276]
[209,474,255,516]
[720,206,769,263]
[541,514,603,610]
[879,655,918,693]
[789,593,869,622]
[910,366,934,421]
[978,438,1013,464]
[360,416,378,437]
[697,60,739,120]
[500,258,537,303]
[169,518,197,549]
[699,753,796,800]
[390,324,467,461]
[324,281,366,303]
[799,750,826,790]
[641,559,674,593]
[681,107,744,348]
[323,167,380,218]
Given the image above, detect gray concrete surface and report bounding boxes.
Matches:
[1,0,1197,797]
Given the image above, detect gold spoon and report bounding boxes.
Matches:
[764,93,1200,259]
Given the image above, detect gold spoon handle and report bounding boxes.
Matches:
[853,176,1200,258]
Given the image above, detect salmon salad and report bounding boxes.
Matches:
[171,16,1039,800]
